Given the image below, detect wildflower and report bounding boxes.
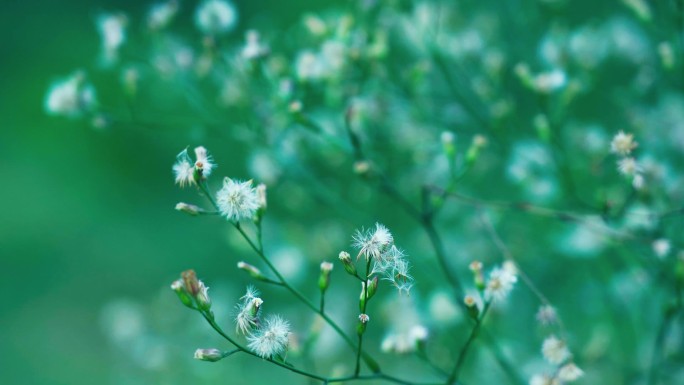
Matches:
[536,305,558,326]
[172,149,195,187]
[381,325,428,354]
[484,266,517,302]
[148,1,178,30]
[216,178,260,221]
[195,0,237,35]
[542,334,570,364]
[193,146,215,178]
[235,286,263,335]
[242,30,269,60]
[44,72,97,118]
[247,315,290,358]
[256,184,267,210]
[296,51,325,81]
[632,174,645,189]
[358,313,370,323]
[175,202,201,216]
[97,13,127,64]
[338,251,357,276]
[533,70,567,94]
[617,157,642,176]
[196,280,211,311]
[610,131,638,155]
[194,348,223,362]
[652,239,671,258]
[529,374,559,385]
[558,363,584,381]
[319,261,333,292]
[352,223,393,261]
[464,295,480,320]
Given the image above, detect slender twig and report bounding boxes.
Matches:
[446,302,492,385]
[355,258,373,376]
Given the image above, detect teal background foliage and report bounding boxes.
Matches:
[1,0,684,384]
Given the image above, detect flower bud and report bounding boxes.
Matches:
[318,261,334,293]
[464,295,479,321]
[441,131,456,158]
[249,297,263,318]
[196,280,211,311]
[237,261,267,281]
[182,269,200,296]
[338,251,357,276]
[256,184,267,211]
[465,135,487,165]
[175,202,201,216]
[359,277,378,311]
[469,261,485,291]
[171,279,194,308]
[353,160,371,177]
[194,348,224,362]
[357,313,370,335]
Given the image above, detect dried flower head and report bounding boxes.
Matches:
[542,334,571,364]
[610,130,638,155]
[353,223,394,261]
[484,266,518,302]
[235,286,263,335]
[247,315,290,358]
[216,178,260,221]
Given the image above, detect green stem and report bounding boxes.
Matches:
[355,258,373,376]
[446,302,492,385]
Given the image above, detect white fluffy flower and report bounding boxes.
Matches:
[235,287,263,335]
[148,1,178,30]
[44,72,97,118]
[484,266,517,302]
[610,130,638,155]
[193,146,215,178]
[247,315,290,358]
[195,0,237,35]
[242,30,268,60]
[534,70,567,94]
[536,305,558,326]
[216,178,260,221]
[618,157,642,176]
[172,149,195,187]
[97,13,127,64]
[652,238,671,259]
[558,363,584,381]
[542,335,571,364]
[353,223,394,261]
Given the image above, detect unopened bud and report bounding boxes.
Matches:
[441,131,456,158]
[338,251,357,276]
[256,184,267,211]
[359,277,378,311]
[469,261,485,291]
[357,313,370,334]
[249,297,263,317]
[464,295,479,320]
[465,135,487,165]
[353,161,371,176]
[318,261,334,293]
[171,279,194,308]
[194,348,224,362]
[175,202,201,216]
[237,261,267,281]
[182,269,200,296]
[196,280,211,311]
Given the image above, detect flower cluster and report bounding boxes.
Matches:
[610,131,643,189]
[351,223,413,294]
[529,335,584,384]
[233,287,290,359]
[172,146,215,187]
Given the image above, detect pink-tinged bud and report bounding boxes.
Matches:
[182,269,200,296]
[469,260,485,291]
[175,202,201,216]
[237,261,267,281]
[194,348,224,362]
[196,280,211,311]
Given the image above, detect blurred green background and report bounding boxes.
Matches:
[2,0,684,384]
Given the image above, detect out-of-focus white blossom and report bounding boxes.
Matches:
[44,72,97,118]
[242,30,269,60]
[534,70,567,94]
[97,13,127,64]
[617,157,642,176]
[542,334,571,364]
[558,362,584,381]
[148,1,178,30]
[652,239,671,259]
[610,131,638,155]
[195,0,237,35]
[484,265,517,302]
[536,305,558,326]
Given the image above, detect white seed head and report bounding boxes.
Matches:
[173,151,195,187]
[610,130,638,155]
[193,146,215,178]
[558,363,584,382]
[542,334,571,364]
[617,157,642,176]
[247,315,290,358]
[484,266,518,302]
[216,178,260,221]
[195,0,237,35]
